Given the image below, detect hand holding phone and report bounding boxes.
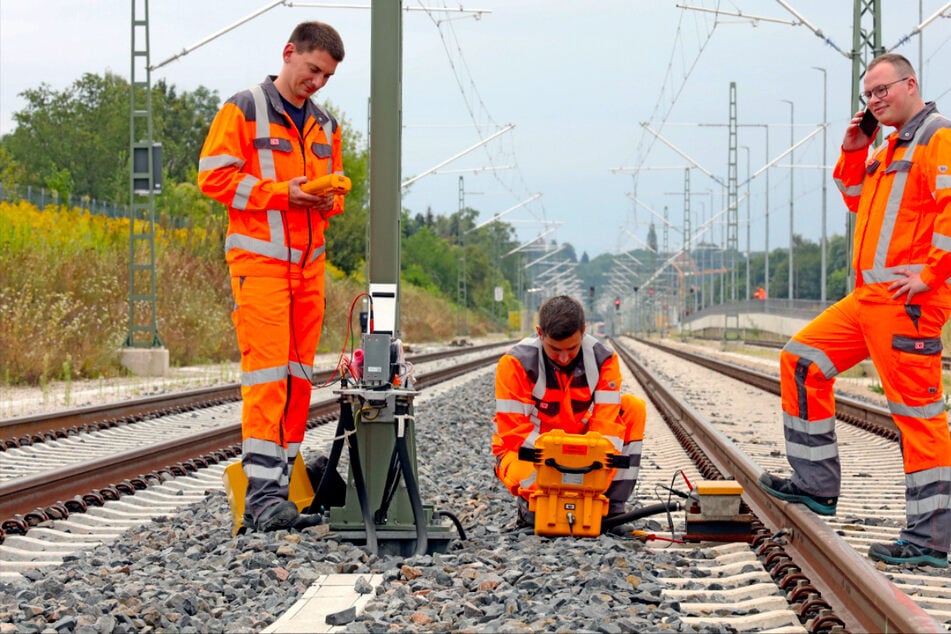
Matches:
[859,109,879,138]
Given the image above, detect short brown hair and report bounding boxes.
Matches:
[289,21,345,62]
[867,53,916,81]
[538,295,585,340]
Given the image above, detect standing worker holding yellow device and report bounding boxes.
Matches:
[198,21,347,533]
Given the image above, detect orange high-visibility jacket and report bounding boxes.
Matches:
[833,102,951,303]
[198,76,344,279]
[493,334,623,493]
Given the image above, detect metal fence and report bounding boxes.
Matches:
[0,183,129,220]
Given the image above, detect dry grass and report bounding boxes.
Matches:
[0,201,492,386]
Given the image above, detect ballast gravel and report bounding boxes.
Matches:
[0,371,734,634]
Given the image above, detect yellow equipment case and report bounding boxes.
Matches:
[519,430,623,537]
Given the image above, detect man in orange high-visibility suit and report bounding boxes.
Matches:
[493,295,647,532]
[198,21,346,532]
[759,53,950,568]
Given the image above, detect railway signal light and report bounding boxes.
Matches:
[614,297,621,311]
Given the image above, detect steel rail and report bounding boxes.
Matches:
[614,339,944,633]
[0,341,513,445]
[0,350,503,526]
[637,338,899,437]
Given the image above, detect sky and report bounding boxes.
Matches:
[2,1,950,261]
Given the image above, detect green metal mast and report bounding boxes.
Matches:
[727,81,739,302]
[847,0,883,289]
[126,0,162,348]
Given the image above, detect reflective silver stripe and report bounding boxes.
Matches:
[785,439,839,462]
[936,174,951,190]
[614,466,638,482]
[289,362,312,382]
[519,472,536,489]
[834,176,863,197]
[527,336,547,401]
[889,398,947,419]
[907,466,951,489]
[199,154,245,172]
[782,412,836,436]
[861,263,925,283]
[602,433,623,452]
[245,463,285,480]
[287,442,301,461]
[308,244,326,264]
[226,233,302,261]
[232,174,258,210]
[242,364,288,387]
[907,493,949,516]
[243,437,284,458]
[906,467,951,516]
[581,335,598,395]
[496,398,533,415]
[782,340,838,379]
[313,103,336,176]
[593,390,621,404]
[933,231,951,253]
[250,85,276,181]
[522,429,540,450]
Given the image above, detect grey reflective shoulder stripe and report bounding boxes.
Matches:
[311,102,336,176]
[241,364,289,387]
[937,175,951,191]
[199,154,245,172]
[250,85,277,181]
[580,334,599,395]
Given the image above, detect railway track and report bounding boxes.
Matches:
[0,343,512,574]
[2,335,947,633]
[614,336,949,632]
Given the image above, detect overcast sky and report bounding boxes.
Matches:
[2,1,950,260]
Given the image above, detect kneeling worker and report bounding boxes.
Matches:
[492,295,646,528]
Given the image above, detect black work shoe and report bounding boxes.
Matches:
[253,500,299,532]
[868,539,948,568]
[757,472,837,516]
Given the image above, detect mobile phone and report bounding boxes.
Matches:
[859,109,879,137]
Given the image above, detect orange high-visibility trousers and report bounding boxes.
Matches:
[780,291,950,551]
[230,273,325,523]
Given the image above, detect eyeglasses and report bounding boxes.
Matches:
[862,77,910,101]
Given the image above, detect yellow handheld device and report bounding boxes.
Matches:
[301,173,351,195]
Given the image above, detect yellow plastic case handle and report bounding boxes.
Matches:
[301,173,351,195]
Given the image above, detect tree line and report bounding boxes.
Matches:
[1,71,859,321]
[0,71,531,324]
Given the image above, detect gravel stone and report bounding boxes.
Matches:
[0,371,715,632]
